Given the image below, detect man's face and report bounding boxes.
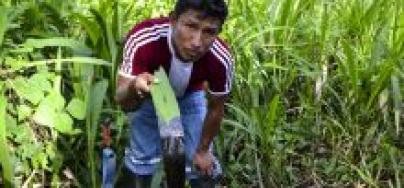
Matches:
[171,9,222,62]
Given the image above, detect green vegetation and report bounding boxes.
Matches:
[0,0,403,187]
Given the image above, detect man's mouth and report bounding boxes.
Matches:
[186,49,200,58]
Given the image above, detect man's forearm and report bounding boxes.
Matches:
[116,83,130,101]
[198,103,224,152]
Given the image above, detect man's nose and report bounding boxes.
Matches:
[190,31,203,49]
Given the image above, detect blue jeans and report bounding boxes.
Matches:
[124,91,222,179]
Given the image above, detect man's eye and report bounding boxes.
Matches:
[201,28,218,36]
[204,29,217,35]
[186,23,198,29]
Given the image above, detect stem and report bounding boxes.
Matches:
[22,170,36,188]
[54,47,62,94]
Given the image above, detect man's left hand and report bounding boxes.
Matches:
[193,149,213,176]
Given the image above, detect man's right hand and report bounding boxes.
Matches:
[131,72,155,99]
[115,72,155,111]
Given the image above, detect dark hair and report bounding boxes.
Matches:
[172,0,228,24]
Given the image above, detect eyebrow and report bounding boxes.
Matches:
[183,17,220,29]
[182,16,199,23]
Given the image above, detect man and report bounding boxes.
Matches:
[115,0,233,187]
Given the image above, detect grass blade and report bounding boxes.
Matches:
[0,6,8,46]
[266,94,280,135]
[21,37,91,51]
[0,92,13,188]
[86,79,109,188]
[391,75,401,135]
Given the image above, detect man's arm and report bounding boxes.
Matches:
[193,94,226,175]
[198,95,225,151]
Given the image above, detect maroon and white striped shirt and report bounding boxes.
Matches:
[119,17,234,96]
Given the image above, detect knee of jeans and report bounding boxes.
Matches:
[178,93,207,115]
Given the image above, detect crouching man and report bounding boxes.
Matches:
[115,0,234,187]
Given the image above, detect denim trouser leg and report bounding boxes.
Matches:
[124,91,222,179]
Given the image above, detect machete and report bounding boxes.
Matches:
[150,66,185,188]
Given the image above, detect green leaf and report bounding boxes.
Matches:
[113,2,123,42]
[12,123,34,144]
[4,57,26,71]
[33,100,57,127]
[54,113,74,134]
[11,77,44,105]
[391,75,401,134]
[265,94,280,144]
[150,66,180,123]
[28,73,52,93]
[151,162,164,187]
[0,93,14,188]
[90,8,115,61]
[32,151,48,170]
[44,91,65,112]
[5,114,16,138]
[74,13,100,49]
[66,98,86,120]
[0,6,8,45]
[32,90,68,130]
[89,79,108,124]
[20,142,41,161]
[86,79,108,186]
[17,105,32,122]
[21,37,91,52]
[341,40,358,95]
[263,59,288,71]
[367,61,394,109]
[45,142,56,160]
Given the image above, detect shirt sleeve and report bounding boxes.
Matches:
[207,40,235,96]
[118,22,153,78]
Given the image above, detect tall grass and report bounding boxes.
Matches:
[0,0,403,187]
[217,0,404,187]
[0,1,115,186]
